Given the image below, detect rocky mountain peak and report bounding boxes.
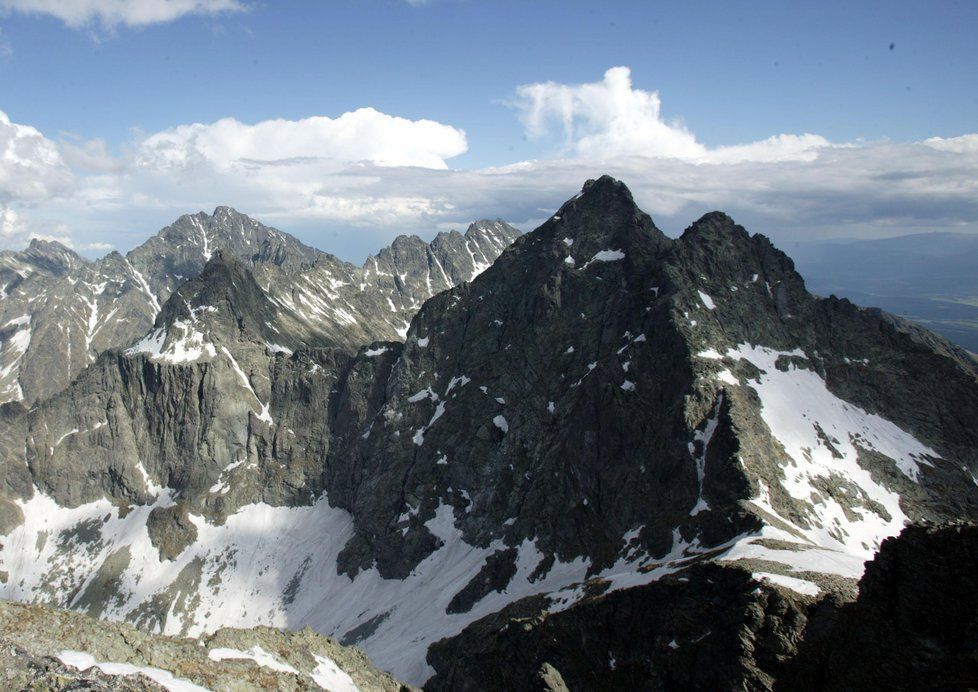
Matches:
[546,175,669,259]
[0,203,520,406]
[680,210,743,239]
[0,178,976,687]
[212,204,244,219]
[22,237,85,275]
[162,249,259,318]
[575,174,641,214]
[134,205,318,273]
[136,249,295,361]
[464,219,518,239]
[157,207,258,248]
[386,233,428,257]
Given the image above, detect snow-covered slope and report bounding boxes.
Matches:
[0,178,975,686]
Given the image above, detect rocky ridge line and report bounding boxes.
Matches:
[0,209,520,405]
[0,177,974,685]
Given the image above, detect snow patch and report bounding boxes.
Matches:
[208,645,298,674]
[57,651,208,692]
[698,290,716,310]
[581,249,625,270]
[311,653,359,691]
[723,343,940,564]
[753,572,820,597]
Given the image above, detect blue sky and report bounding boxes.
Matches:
[0,0,976,261]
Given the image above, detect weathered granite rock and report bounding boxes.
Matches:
[0,597,413,690]
[0,176,976,687]
[146,505,198,561]
[779,523,978,691]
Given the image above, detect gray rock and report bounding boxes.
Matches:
[0,176,975,687]
[146,505,198,561]
[0,597,412,690]
[0,208,519,406]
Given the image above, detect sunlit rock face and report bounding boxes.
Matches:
[0,206,520,406]
[0,177,975,686]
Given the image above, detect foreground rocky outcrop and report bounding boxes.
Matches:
[0,597,411,690]
[426,563,815,692]
[779,522,978,691]
[0,177,976,685]
[426,522,978,691]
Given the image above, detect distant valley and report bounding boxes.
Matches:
[790,232,978,353]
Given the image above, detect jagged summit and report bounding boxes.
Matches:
[129,205,321,290]
[465,219,517,238]
[0,178,975,686]
[169,248,263,309]
[23,237,85,270]
[128,251,283,363]
[0,206,520,405]
[543,175,669,259]
[680,210,743,237]
[363,219,521,319]
[0,238,85,290]
[128,249,333,364]
[568,175,640,212]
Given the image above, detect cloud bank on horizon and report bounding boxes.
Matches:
[1,63,976,259]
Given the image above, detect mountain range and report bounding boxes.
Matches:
[0,176,975,689]
[0,209,519,405]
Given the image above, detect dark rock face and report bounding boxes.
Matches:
[446,547,520,615]
[329,175,741,578]
[327,175,978,581]
[780,523,978,691]
[0,176,976,685]
[427,522,978,692]
[426,563,812,692]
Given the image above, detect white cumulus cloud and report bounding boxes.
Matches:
[1,67,977,259]
[136,107,467,172]
[924,134,978,154]
[0,109,73,203]
[512,66,830,164]
[0,0,245,28]
[0,106,471,250]
[0,206,21,237]
[104,107,468,227]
